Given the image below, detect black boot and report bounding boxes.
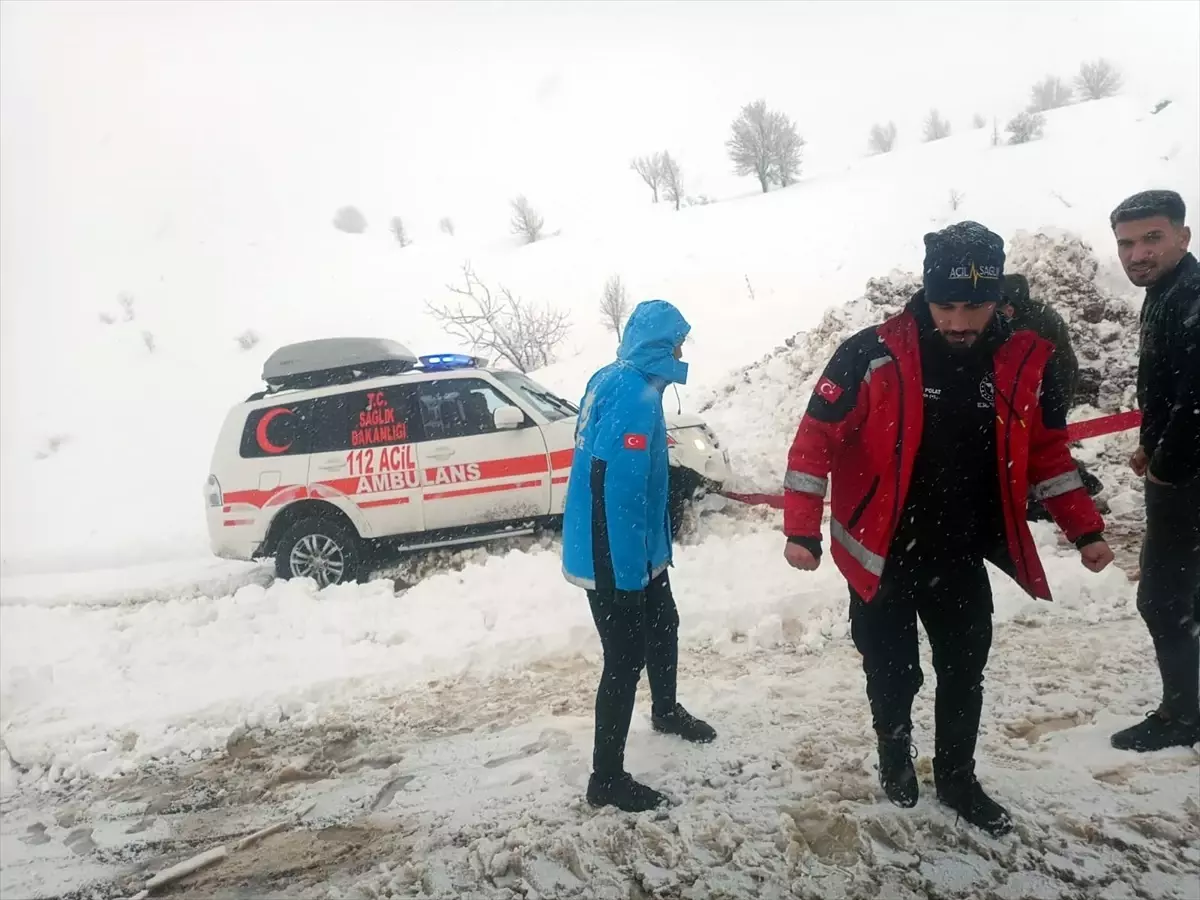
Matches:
[651,703,717,743]
[935,760,1013,837]
[877,727,918,808]
[1111,708,1200,752]
[586,772,667,812]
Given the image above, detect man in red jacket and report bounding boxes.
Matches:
[783,222,1114,836]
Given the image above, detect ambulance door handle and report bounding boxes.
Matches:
[317,460,344,472]
[427,447,455,461]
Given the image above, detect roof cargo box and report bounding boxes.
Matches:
[261,337,419,391]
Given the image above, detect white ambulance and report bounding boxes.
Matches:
[205,338,731,586]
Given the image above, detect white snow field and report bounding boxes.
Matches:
[3,8,1200,897]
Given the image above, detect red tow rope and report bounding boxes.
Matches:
[720,409,1142,510]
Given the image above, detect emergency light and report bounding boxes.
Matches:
[419,353,487,371]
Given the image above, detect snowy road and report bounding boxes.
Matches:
[3,607,1197,899]
[2,520,1198,899]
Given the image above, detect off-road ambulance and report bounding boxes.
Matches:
[205,338,731,586]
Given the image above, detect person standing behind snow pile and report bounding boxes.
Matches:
[1000,273,1103,519]
[561,299,717,813]
[1108,189,1200,753]
[1000,274,1079,405]
[782,221,1114,837]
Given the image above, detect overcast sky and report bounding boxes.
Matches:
[2,0,1198,300]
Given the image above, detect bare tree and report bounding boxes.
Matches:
[333,205,368,234]
[1076,58,1122,100]
[1007,110,1046,144]
[868,121,898,154]
[235,329,261,351]
[630,153,665,203]
[439,217,456,237]
[389,216,411,248]
[427,263,569,372]
[923,109,952,142]
[992,117,1001,146]
[1028,75,1074,112]
[661,151,684,210]
[972,113,987,130]
[509,195,545,244]
[600,275,630,342]
[769,111,805,187]
[949,188,966,210]
[726,100,776,193]
[118,292,136,321]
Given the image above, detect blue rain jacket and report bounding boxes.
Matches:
[561,300,691,595]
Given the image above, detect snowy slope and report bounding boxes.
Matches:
[2,95,1197,575]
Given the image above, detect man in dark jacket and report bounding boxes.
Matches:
[562,299,716,813]
[783,222,1114,836]
[1001,274,1079,404]
[1109,189,1200,752]
[1001,274,1104,520]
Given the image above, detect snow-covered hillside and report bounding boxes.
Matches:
[1,94,1198,575]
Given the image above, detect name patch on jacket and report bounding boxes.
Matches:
[623,433,649,450]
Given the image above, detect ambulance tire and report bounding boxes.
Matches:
[275,516,364,588]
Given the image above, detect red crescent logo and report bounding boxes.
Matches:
[256,407,294,454]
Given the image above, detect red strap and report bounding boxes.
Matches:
[1066,409,1142,442]
[722,410,1143,510]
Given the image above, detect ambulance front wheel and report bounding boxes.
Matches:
[275,516,364,588]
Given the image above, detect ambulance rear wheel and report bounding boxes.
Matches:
[275,517,362,588]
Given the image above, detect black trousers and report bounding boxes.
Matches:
[849,557,993,771]
[587,571,679,777]
[1137,478,1200,720]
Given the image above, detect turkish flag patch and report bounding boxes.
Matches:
[623,433,648,450]
[814,377,844,403]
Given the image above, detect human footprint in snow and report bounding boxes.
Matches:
[782,221,1113,837]
[561,299,717,813]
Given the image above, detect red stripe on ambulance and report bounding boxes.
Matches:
[425,479,545,501]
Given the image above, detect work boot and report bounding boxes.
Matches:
[586,772,667,812]
[876,727,918,809]
[651,703,717,743]
[935,760,1013,837]
[1111,708,1200,752]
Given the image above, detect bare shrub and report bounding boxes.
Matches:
[427,263,569,372]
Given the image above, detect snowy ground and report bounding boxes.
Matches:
[2,516,1197,900]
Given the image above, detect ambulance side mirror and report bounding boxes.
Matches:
[494,405,524,430]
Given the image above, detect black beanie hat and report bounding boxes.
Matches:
[923,221,1006,305]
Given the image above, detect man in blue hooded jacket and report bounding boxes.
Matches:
[562,299,717,812]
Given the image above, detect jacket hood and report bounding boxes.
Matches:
[617,299,691,386]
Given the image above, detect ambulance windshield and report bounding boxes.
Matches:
[493,372,578,421]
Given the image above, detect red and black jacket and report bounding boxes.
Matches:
[784,301,1104,602]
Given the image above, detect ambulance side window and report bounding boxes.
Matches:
[310,385,422,453]
[240,401,315,458]
[418,379,525,441]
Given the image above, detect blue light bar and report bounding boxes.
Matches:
[419,353,483,372]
